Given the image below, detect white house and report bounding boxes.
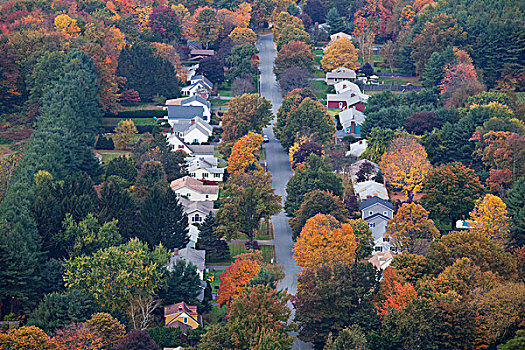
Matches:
[170,176,219,202]
[346,139,368,158]
[326,67,357,85]
[367,250,395,270]
[339,108,366,135]
[188,163,224,182]
[168,116,213,144]
[354,180,388,200]
[330,32,352,42]
[169,247,206,279]
[179,197,214,225]
[184,63,199,81]
[181,81,209,98]
[181,95,211,121]
[190,75,213,91]
[167,133,194,155]
[334,80,361,95]
[360,196,395,254]
[327,90,369,111]
[348,159,379,183]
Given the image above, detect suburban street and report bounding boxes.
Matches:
[257,33,312,350]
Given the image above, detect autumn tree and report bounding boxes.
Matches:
[227,132,264,174]
[0,326,62,350]
[275,97,335,150]
[285,155,343,216]
[54,322,105,350]
[293,214,356,269]
[469,194,511,245]
[324,325,367,350]
[410,14,467,75]
[216,168,281,248]
[386,203,440,254]
[113,119,138,150]
[289,190,348,240]
[278,67,311,95]
[274,41,315,78]
[391,252,430,284]
[222,94,272,142]
[86,313,126,350]
[217,252,262,308]
[426,230,517,279]
[195,9,220,49]
[375,267,417,316]
[276,24,312,50]
[293,263,380,348]
[507,177,525,246]
[225,285,295,349]
[54,14,80,36]
[228,27,257,45]
[290,141,323,170]
[321,38,359,71]
[114,330,160,350]
[148,6,182,43]
[380,136,432,200]
[64,238,169,319]
[421,162,484,229]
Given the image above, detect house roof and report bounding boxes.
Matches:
[170,248,206,274]
[181,95,211,109]
[188,145,215,156]
[164,301,202,328]
[330,32,352,41]
[186,156,218,168]
[326,67,357,80]
[185,122,211,138]
[363,212,391,222]
[191,75,213,89]
[179,197,214,215]
[354,180,388,200]
[190,49,215,56]
[367,250,394,270]
[327,92,368,105]
[334,80,361,94]
[170,176,219,195]
[339,108,366,127]
[168,105,204,120]
[346,139,368,158]
[360,195,394,211]
[181,81,210,92]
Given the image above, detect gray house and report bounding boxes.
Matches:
[359,196,394,254]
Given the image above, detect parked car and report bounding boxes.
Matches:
[263,135,269,143]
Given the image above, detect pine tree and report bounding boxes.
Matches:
[326,8,344,35]
[196,214,230,263]
[98,181,137,240]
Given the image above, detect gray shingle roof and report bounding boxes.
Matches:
[359,196,394,211]
[181,95,211,109]
[168,105,204,119]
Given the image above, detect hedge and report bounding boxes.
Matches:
[95,135,115,150]
[103,109,168,118]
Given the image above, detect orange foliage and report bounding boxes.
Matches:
[54,323,104,350]
[54,14,80,37]
[227,132,264,174]
[375,267,417,316]
[293,214,356,270]
[0,326,62,350]
[217,251,263,308]
[217,3,251,37]
[150,42,185,81]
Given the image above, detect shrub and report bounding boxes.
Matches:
[95,135,115,150]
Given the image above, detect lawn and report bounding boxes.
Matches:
[327,108,340,117]
[232,220,273,240]
[229,243,275,264]
[314,55,322,66]
[102,117,157,127]
[313,49,324,55]
[214,146,224,159]
[314,69,325,79]
[378,76,421,85]
[119,103,163,111]
[95,150,131,163]
[210,270,222,294]
[309,79,329,99]
[211,99,229,107]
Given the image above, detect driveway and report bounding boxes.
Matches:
[257,33,312,350]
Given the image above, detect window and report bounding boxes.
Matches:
[214,173,221,178]
[375,246,382,252]
[369,211,373,216]
[187,193,191,197]
[369,223,375,228]
[184,317,188,323]
[178,145,184,149]
[205,195,209,199]
[383,211,388,216]
[339,102,343,109]
[391,247,397,252]
[203,173,209,178]
[190,173,196,177]
[383,237,390,242]
[193,214,201,222]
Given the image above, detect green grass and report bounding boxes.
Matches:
[211,99,229,107]
[119,103,163,111]
[313,49,324,55]
[378,76,421,85]
[228,244,274,263]
[214,147,224,158]
[314,69,325,79]
[259,147,266,161]
[314,55,322,66]
[327,108,340,117]
[309,79,329,99]
[101,117,157,127]
[210,270,222,293]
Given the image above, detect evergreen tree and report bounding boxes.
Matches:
[139,186,189,250]
[326,8,344,35]
[196,214,230,263]
[159,260,202,305]
[117,42,180,102]
[506,177,525,246]
[98,181,137,240]
[105,156,137,185]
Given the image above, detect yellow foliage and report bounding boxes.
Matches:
[227,132,264,174]
[54,14,80,37]
[113,119,138,150]
[321,38,359,72]
[288,135,310,165]
[135,6,152,32]
[469,194,510,244]
[229,27,257,44]
[293,214,356,270]
[379,136,432,200]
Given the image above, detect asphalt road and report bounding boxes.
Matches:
[257,33,312,350]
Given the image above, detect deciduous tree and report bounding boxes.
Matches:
[285,155,343,216]
[469,194,510,245]
[222,94,272,142]
[385,203,440,254]
[148,6,182,43]
[349,219,375,260]
[228,27,257,44]
[216,168,281,248]
[217,252,262,308]
[324,325,367,350]
[114,330,160,350]
[276,24,312,50]
[54,322,105,350]
[274,41,315,78]
[321,38,359,71]
[380,136,432,200]
[113,119,138,150]
[506,177,525,246]
[195,8,220,49]
[0,326,62,350]
[289,190,348,240]
[375,267,417,316]
[227,131,264,174]
[421,162,484,229]
[86,313,126,350]
[293,214,356,269]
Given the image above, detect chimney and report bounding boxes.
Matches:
[191,119,195,125]
[173,248,179,256]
